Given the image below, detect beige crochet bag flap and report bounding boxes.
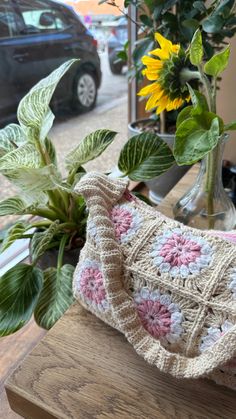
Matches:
[73,172,236,390]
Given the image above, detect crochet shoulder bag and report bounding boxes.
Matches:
[73,172,236,390]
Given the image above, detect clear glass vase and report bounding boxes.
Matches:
[173,134,236,231]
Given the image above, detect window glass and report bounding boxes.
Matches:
[17,0,69,34]
[0,5,19,38]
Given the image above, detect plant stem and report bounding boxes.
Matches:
[57,234,69,270]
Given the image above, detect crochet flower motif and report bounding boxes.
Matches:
[228,269,236,299]
[200,320,236,374]
[75,260,108,311]
[134,287,183,343]
[200,320,234,352]
[151,228,213,278]
[110,204,142,244]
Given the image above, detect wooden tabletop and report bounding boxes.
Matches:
[5,167,236,419]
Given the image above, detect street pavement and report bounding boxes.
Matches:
[0,51,128,229]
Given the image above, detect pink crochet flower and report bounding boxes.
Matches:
[134,288,183,343]
[110,204,142,243]
[151,228,213,278]
[159,233,201,266]
[76,260,108,310]
[137,299,172,338]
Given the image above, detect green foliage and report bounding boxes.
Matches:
[204,45,230,77]
[34,265,75,330]
[0,264,43,336]
[118,132,175,181]
[190,29,203,66]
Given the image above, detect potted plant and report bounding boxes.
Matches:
[138,28,236,230]
[103,0,236,203]
[0,59,175,336]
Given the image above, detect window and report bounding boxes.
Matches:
[0,5,19,38]
[16,0,70,34]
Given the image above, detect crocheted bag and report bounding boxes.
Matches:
[73,172,236,390]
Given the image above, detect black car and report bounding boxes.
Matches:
[107,16,127,74]
[0,0,102,126]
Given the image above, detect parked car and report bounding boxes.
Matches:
[107,16,127,75]
[0,0,102,127]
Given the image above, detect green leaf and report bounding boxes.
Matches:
[0,264,43,336]
[0,124,27,157]
[44,137,57,165]
[190,29,203,66]
[0,196,29,216]
[204,45,230,76]
[202,15,224,33]
[66,129,116,171]
[40,109,55,142]
[0,143,41,174]
[5,165,62,199]
[193,1,206,12]
[34,265,75,330]
[30,221,60,263]
[118,132,175,181]
[1,221,29,253]
[224,121,236,131]
[176,106,194,127]
[17,59,77,137]
[174,117,220,165]
[187,84,209,115]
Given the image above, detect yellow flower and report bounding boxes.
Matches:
[138,33,190,114]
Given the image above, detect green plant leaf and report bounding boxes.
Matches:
[118,132,175,181]
[0,124,27,157]
[0,143,41,174]
[40,109,55,143]
[174,117,220,165]
[0,264,43,336]
[66,129,117,171]
[204,45,230,76]
[176,106,194,127]
[1,221,29,253]
[30,220,60,263]
[34,265,75,330]
[0,196,30,216]
[187,84,209,115]
[190,29,203,66]
[17,59,77,139]
[44,137,57,165]
[224,121,236,131]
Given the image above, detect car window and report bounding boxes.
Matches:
[0,4,20,38]
[16,0,70,34]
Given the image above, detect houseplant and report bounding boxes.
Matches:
[104,0,236,202]
[0,59,174,336]
[138,28,236,230]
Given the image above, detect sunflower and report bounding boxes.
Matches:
[138,33,191,114]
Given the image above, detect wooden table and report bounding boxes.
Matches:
[5,167,236,419]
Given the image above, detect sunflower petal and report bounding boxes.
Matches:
[142,56,163,69]
[149,48,170,60]
[145,89,164,111]
[138,83,159,96]
[156,95,169,114]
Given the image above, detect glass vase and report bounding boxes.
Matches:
[173,134,236,231]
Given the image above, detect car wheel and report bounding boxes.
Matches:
[109,60,123,75]
[72,70,97,112]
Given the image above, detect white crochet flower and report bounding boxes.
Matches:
[200,320,234,352]
[110,204,142,244]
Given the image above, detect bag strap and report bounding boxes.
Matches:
[75,173,236,379]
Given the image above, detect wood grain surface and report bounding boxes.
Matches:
[6,166,236,419]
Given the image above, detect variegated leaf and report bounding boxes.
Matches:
[66,129,117,171]
[0,143,41,174]
[0,196,30,216]
[0,264,43,336]
[34,264,75,330]
[5,165,62,196]
[0,124,27,157]
[17,60,77,140]
[30,220,60,263]
[118,132,175,181]
[1,221,29,253]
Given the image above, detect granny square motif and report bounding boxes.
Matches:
[73,173,236,390]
